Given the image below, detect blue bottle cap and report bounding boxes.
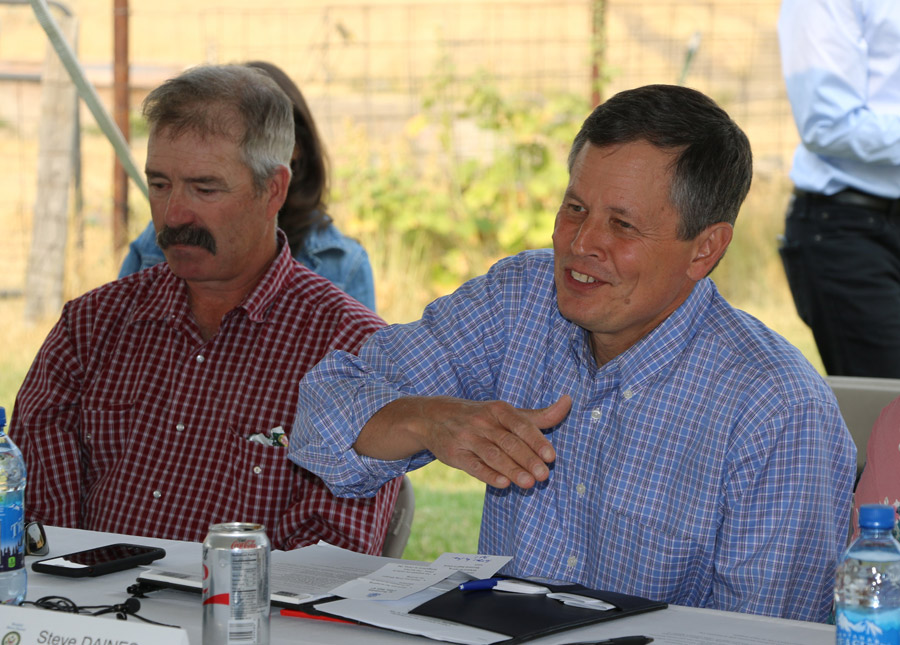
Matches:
[859,504,896,529]
[0,406,5,429]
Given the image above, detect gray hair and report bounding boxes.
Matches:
[142,64,294,193]
[568,84,752,240]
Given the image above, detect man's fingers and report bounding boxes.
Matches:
[504,394,573,465]
[436,423,542,489]
[433,431,518,489]
[531,394,573,429]
[419,395,573,490]
[477,401,568,487]
[456,449,513,489]
[482,429,547,487]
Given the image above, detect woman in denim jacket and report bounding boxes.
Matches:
[119,61,376,311]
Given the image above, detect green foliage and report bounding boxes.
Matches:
[403,485,483,560]
[333,56,586,300]
[404,462,484,560]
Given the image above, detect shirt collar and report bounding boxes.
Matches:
[130,265,190,324]
[130,229,294,326]
[240,229,294,323]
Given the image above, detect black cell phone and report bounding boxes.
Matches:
[31,543,166,578]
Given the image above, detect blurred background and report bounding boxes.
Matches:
[0,0,813,559]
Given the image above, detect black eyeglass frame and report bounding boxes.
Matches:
[25,521,48,556]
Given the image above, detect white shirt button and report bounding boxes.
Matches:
[590,409,602,421]
[576,483,586,496]
[253,466,262,475]
[153,490,162,499]
[567,555,578,568]
[196,354,205,363]
[623,388,634,400]
[176,423,185,432]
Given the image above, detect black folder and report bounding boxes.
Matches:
[409,578,667,644]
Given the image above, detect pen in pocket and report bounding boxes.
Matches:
[248,426,288,447]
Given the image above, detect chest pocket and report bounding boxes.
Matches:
[80,404,136,489]
[211,428,297,527]
[594,503,706,602]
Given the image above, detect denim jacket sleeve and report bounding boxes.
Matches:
[293,223,377,312]
[118,221,166,278]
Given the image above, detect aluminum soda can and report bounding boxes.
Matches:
[202,522,270,645]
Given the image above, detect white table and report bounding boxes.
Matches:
[22,527,833,645]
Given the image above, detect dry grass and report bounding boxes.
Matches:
[0,301,54,412]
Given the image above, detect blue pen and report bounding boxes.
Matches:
[458,578,550,594]
[458,577,504,592]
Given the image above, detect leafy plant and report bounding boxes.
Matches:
[332,54,587,305]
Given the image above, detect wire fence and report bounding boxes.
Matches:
[0,0,793,298]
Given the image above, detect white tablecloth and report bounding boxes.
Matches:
[21,526,833,645]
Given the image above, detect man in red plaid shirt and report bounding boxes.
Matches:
[9,65,400,553]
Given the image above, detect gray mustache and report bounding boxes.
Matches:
[157,225,217,254]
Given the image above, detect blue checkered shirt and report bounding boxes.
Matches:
[291,249,855,622]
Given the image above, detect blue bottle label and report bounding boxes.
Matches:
[837,606,900,645]
[0,490,24,572]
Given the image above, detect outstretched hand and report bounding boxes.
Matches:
[355,394,572,489]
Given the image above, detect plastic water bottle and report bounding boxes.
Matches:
[836,504,900,644]
[0,407,26,605]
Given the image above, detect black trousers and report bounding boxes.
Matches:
[779,190,900,377]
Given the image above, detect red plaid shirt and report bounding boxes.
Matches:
[10,235,400,553]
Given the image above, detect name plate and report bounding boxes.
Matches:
[0,605,189,645]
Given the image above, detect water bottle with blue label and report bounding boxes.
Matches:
[836,504,900,644]
[0,406,26,605]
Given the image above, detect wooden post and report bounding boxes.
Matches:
[113,0,129,255]
[590,0,606,108]
[24,14,78,323]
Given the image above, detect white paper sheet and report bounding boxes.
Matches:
[431,553,513,578]
[329,552,512,601]
[330,563,460,601]
[141,541,431,606]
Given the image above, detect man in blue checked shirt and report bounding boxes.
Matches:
[290,84,856,622]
